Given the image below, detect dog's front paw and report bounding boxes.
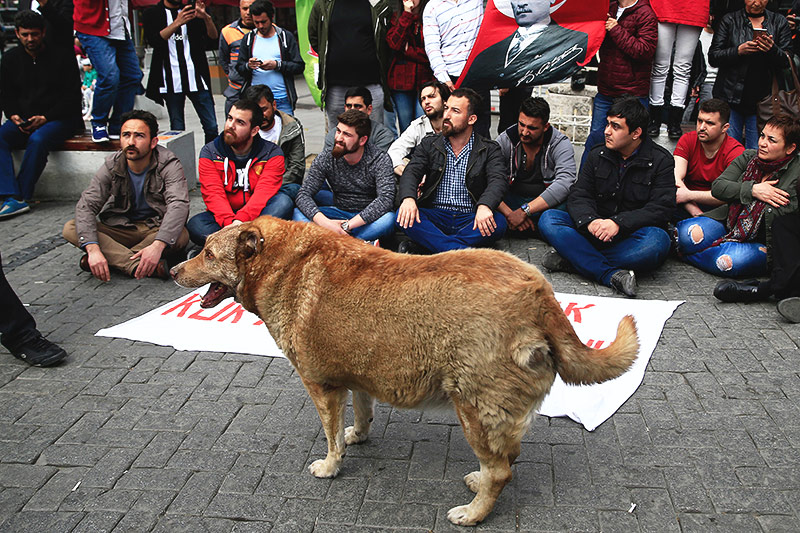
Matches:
[345,425,368,445]
[308,458,340,478]
[464,471,481,493]
[447,504,480,526]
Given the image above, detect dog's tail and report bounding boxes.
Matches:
[534,292,639,385]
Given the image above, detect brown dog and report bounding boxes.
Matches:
[171,216,639,526]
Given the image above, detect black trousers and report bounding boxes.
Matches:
[452,76,491,138]
[0,251,37,350]
[765,214,800,299]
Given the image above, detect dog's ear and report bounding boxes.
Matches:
[236,227,263,262]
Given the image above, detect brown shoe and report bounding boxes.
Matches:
[79,254,90,272]
[151,259,170,280]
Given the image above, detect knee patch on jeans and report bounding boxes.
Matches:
[716,254,733,272]
[688,223,704,244]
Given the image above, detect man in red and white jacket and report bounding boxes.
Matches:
[187,99,285,246]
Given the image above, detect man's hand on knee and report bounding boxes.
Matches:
[131,240,167,279]
[86,244,111,282]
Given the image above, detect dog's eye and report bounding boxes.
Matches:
[205,250,214,260]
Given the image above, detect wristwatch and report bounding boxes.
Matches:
[520,203,532,217]
[340,220,351,233]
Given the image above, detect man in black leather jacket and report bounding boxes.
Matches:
[396,88,508,253]
[538,97,675,298]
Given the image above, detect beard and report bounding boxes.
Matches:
[331,141,355,158]
[442,120,467,137]
[424,107,443,120]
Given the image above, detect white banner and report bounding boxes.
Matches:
[97,288,682,431]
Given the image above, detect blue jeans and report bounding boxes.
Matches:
[391,90,423,133]
[675,216,768,277]
[163,91,218,144]
[187,188,299,245]
[0,119,75,200]
[76,32,143,129]
[292,206,397,241]
[538,209,671,286]
[397,207,508,253]
[262,183,300,220]
[728,108,758,149]
[274,96,293,115]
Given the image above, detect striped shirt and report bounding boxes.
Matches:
[160,8,207,94]
[422,0,483,83]
[433,134,475,213]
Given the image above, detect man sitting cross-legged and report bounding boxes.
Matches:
[242,84,306,220]
[396,87,508,253]
[537,97,675,298]
[387,80,450,176]
[186,98,285,246]
[63,110,190,281]
[673,98,744,220]
[495,96,577,234]
[293,109,396,242]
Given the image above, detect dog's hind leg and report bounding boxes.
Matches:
[303,379,348,478]
[345,390,374,445]
[448,398,514,526]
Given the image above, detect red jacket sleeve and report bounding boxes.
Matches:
[233,155,286,222]
[609,13,658,61]
[198,157,237,227]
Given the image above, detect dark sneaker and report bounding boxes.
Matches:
[610,270,637,298]
[185,244,202,260]
[541,249,572,272]
[108,123,121,140]
[151,259,170,280]
[776,297,800,323]
[0,198,30,219]
[713,279,761,303]
[79,254,90,272]
[92,124,110,143]
[10,334,68,367]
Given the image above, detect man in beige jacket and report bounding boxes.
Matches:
[63,110,190,281]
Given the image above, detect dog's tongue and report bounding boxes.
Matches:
[200,282,228,308]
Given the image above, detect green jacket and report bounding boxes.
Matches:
[307,0,392,110]
[708,149,799,252]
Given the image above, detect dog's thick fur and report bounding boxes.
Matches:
[171,216,639,526]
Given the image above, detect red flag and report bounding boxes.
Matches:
[458,0,608,89]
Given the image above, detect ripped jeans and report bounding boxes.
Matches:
[675,216,768,278]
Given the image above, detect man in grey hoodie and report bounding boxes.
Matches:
[495,97,576,233]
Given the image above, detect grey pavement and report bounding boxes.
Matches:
[1,80,800,532]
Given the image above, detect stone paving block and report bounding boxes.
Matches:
[272,497,320,533]
[0,463,56,489]
[518,505,599,532]
[256,471,331,500]
[408,440,447,480]
[0,488,36,523]
[72,511,123,532]
[132,432,185,469]
[166,471,225,516]
[356,501,437,529]
[0,510,84,532]
[121,491,171,517]
[114,468,191,492]
[515,462,554,507]
[203,493,283,521]
[80,447,141,489]
[678,512,762,532]
[81,488,140,513]
[111,510,159,532]
[597,510,640,532]
[23,467,88,511]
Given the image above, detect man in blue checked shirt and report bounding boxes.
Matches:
[396,88,508,253]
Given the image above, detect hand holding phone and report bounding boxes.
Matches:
[19,118,33,128]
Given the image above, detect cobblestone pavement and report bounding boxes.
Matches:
[1,86,800,532]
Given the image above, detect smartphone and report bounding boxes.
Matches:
[19,119,33,128]
[753,28,769,37]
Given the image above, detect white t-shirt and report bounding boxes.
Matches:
[258,117,282,144]
[616,0,639,19]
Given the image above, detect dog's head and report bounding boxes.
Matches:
[171,222,266,308]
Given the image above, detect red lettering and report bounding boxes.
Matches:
[253,320,264,326]
[586,339,605,349]
[217,304,246,324]
[188,302,236,321]
[161,294,202,317]
[563,302,595,324]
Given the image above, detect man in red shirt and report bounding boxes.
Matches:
[673,98,745,219]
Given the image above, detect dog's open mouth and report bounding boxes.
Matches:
[201,282,233,308]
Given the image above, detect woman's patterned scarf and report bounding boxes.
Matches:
[712,154,792,246]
